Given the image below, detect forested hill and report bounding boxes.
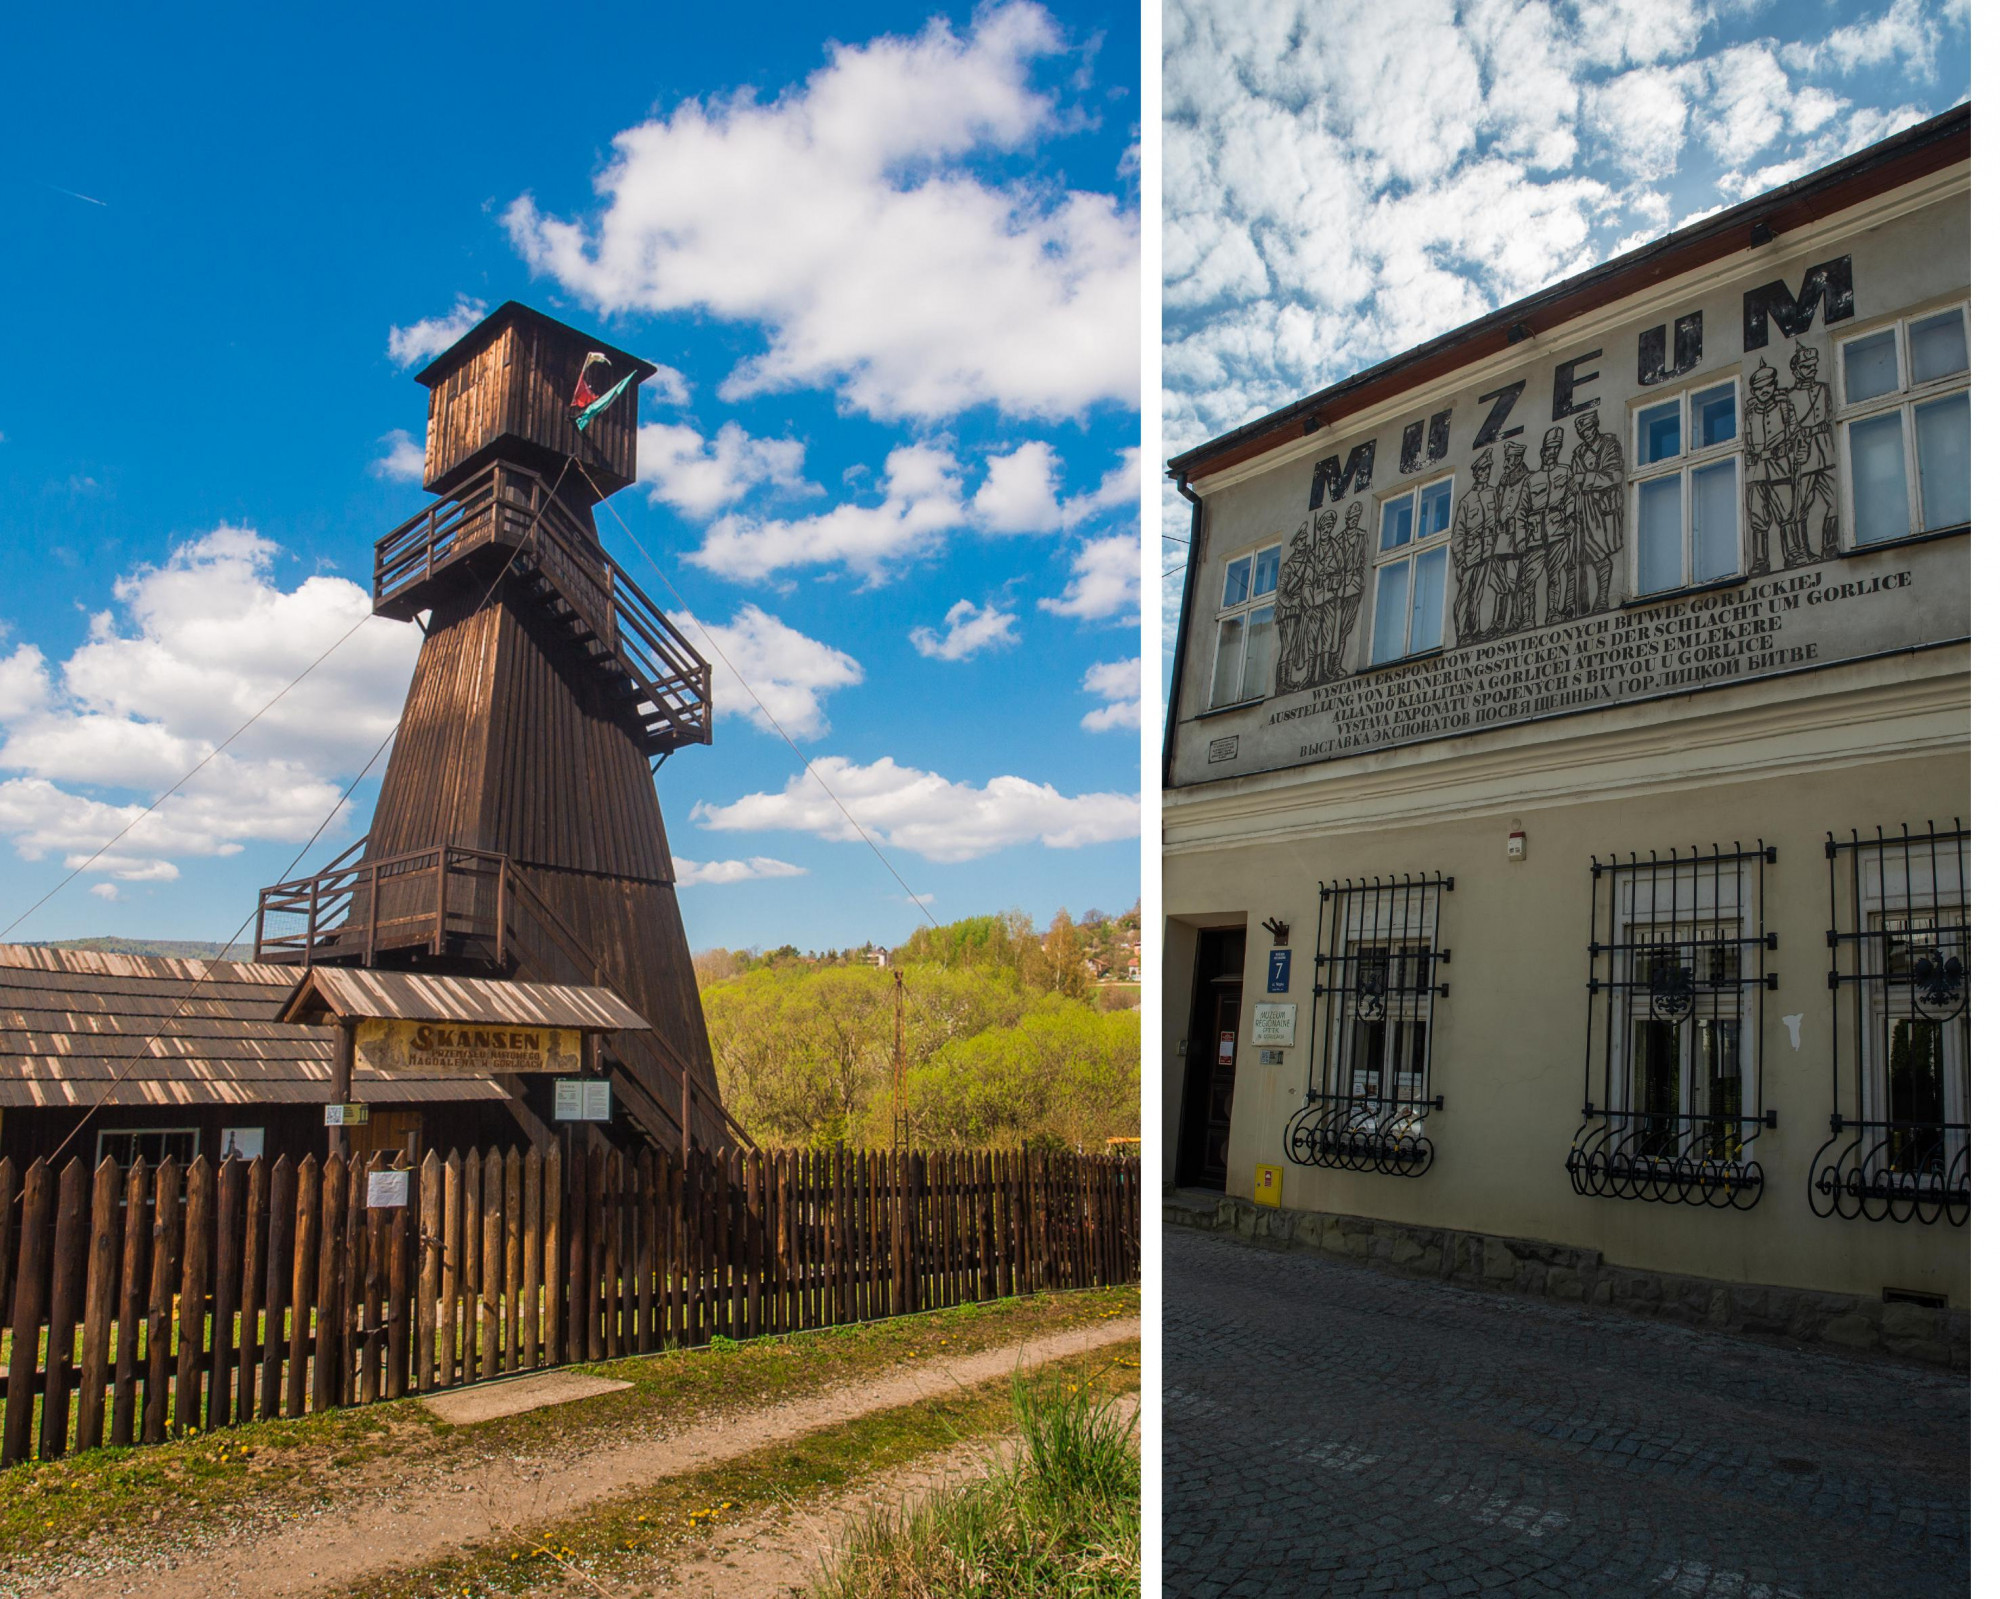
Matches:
[694,909,1140,1151]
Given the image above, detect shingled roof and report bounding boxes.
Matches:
[0,945,508,1109]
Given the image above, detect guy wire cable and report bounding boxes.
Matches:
[37,460,583,1165]
[592,490,942,930]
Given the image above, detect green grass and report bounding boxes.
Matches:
[810,1368,1139,1598]
[0,1284,1137,1565]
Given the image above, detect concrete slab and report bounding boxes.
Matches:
[423,1371,633,1426]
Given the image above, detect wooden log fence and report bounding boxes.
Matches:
[0,1144,1138,1467]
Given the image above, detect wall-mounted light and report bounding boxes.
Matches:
[1508,821,1526,861]
[1750,219,1776,247]
[1507,322,1534,345]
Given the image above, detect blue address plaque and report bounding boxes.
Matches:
[1267,948,1291,993]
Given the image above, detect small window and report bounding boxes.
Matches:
[1839,305,1970,546]
[1370,477,1452,664]
[1209,540,1282,707]
[1629,379,1742,595]
[97,1128,200,1168]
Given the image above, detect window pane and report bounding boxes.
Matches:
[1636,400,1680,465]
[1914,391,1970,531]
[1690,459,1739,584]
[1222,556,1251,609]
[1692,384,1736,448]
[1252,545,1281,597]
[1417,480,1452,540]
[1210,614,1244,705]
[1636,474,1683,594]
[1843,329,1899,404]
[1380,494,1414,552]
[1908,309,1968,384]
[1409,548,1447,652]
[1242,604,1276,697]
[1848,411,1910,544]
[1371,559,1410,664]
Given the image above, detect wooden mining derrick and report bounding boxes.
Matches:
[254,302,739,1151]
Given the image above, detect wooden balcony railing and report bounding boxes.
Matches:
[373,462,712,757]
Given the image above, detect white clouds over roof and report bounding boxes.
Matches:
[504,3,1135,425]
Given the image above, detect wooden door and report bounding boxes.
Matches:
[352,1109,423,1164]
[1198,985,1241,1188]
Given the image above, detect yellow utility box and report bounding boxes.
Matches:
[1253,1163,1283,1208]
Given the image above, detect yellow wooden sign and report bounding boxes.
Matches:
[355,1018,583,1076]
[1253,1163,1283,1208]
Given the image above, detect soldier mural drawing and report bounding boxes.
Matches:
[1786,342,1838,559]
[1568,409,1625,614]
[1514,426,1576,630]
[1273,519,1316,693]
[1743,359,1799,574]
[1485,439,1531,638]
[1324,501,1369,679]
[1450,448,1498,642]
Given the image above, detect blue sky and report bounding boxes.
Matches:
[0,1,1139,955]
[1162,0,1971,643]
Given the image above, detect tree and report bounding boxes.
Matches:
[1043,909,1090,999]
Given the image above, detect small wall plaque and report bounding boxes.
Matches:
[1208,735,1239,763]
[366,1170,411,1208]
[1250,1003,1297,1047]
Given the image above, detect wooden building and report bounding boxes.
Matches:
[0,945,519,1168]
[249,299,736,1152]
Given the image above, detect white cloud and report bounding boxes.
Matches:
[1040,533,1138,622]
[1584,65,1699,181]
[970,441,1064,533]
[668,604,862,740]
[643,365,693,407]
[1783,0,1958,79]
[370,428,426,483]
[0,528,417,884]
[89,882,120,902]
[672,854,808,885]
[910,600,1019,661]
[1080,657,1140,732]
[693,754,1139,863]
[387,295,486,369]
[691,438,1134,583]
[636,421,813,518]
[504,4,1136,423]
[692,444,964,585]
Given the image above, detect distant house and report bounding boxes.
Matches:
[862,945,891,969]
[0,945,523,1169]
[1126,939,1141,982]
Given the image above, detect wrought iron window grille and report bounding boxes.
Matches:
[1569,843,1776,1208]
[1812,822,1969,1226]
[1286,873,1452,1179]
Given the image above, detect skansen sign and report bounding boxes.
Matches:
[355,1018,584,1076]
[1177,189,1971,785]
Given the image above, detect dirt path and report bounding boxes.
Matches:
[601,1393,1140,1599]
[53,1318,1137,1599]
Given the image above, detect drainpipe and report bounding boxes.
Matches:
[1161,475,1203,789]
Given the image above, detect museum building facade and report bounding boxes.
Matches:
[1161,109,1970,1330]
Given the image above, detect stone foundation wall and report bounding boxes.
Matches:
[1163,1191,1968,1370]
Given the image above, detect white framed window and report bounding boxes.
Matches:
[96,1127,200,1168]
[1369,476,1452,664]
[1859,850,1968,1178]
[1209,542,1281,706]
[1838,303,1970,546]
[1629,378,1740,596]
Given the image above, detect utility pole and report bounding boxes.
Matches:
[891,968,909,1152]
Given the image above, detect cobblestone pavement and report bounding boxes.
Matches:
[1163,1226,1968,1598]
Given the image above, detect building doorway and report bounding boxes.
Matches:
[1176,926,1245,1190]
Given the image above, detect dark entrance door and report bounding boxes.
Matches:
[1176,926,1246,1189]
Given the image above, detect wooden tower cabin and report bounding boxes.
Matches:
[247,302,739,1153]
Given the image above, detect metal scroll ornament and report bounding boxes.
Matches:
[1646,959,1695,1023]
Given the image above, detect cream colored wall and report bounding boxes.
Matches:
[1162,658,1970,1306]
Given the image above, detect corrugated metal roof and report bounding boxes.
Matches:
[276,968,649,1031]
[0,945,503,1103]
